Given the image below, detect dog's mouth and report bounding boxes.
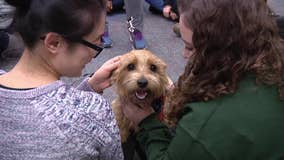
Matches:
[135,90,148,100]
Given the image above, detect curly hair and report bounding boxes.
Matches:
[164,0,284,127]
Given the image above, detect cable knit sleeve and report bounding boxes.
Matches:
[31,85,124,159]
[76,78,95,92]
[65,86,124,159]
[85,93,124,159]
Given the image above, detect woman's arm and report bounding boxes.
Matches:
[121,102,214,160]
[136,113,214,160]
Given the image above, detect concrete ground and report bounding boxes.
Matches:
[268,0,284,16]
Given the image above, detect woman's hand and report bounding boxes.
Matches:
[167,76,175,91]
[106,0,113,13]
[121,100,154,126]
[163,5,178,21]
[170,11,178,21]
[88,56,121,93]
[163,5,172,18]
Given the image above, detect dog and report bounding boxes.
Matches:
[111,50,169,143]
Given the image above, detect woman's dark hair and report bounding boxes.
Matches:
[5,0,106,49]
[164,0,284,126]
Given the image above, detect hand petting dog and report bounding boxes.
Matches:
[88,56,121,93]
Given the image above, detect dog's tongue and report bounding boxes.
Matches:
[135,90,148,100]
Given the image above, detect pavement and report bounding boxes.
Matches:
[1,0,283,103]
[268,0,284,16]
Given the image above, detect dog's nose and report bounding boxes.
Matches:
[137,78,148,88]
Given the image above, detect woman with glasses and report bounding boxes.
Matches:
[0,0,123,159]
[121,0,284,159]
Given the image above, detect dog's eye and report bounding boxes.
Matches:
[150,64,157,72]
[127,63,135,71]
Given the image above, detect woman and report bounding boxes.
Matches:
[122,0,284,159]
[0,0,123,159]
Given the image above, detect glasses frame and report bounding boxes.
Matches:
[72,38,103,58]
[40,35,104,58]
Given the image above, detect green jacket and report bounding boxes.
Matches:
[137,76,284,160]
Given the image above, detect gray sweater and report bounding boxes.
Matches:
[0,70,123,160]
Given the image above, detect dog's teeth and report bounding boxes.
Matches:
[135,92,147,100]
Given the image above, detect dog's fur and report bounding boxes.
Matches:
[111,50,169,142]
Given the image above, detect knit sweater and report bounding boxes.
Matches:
[0,70,124,160]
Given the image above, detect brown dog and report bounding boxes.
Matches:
[111,50,169,142]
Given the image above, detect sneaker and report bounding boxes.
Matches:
[127,17,146,49]
[101,22,113,48]
[173,23,181,37]
[102,31,113,48]
[130,29,146,49]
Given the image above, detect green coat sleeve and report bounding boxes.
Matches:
[136,113,215,160]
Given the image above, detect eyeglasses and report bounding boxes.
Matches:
[75,38,103,58]
[40,35,104,58]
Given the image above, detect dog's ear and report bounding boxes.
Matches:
[111,53,127,84]
[111,67,120,85]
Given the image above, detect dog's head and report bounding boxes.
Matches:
[112,50,169,104]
